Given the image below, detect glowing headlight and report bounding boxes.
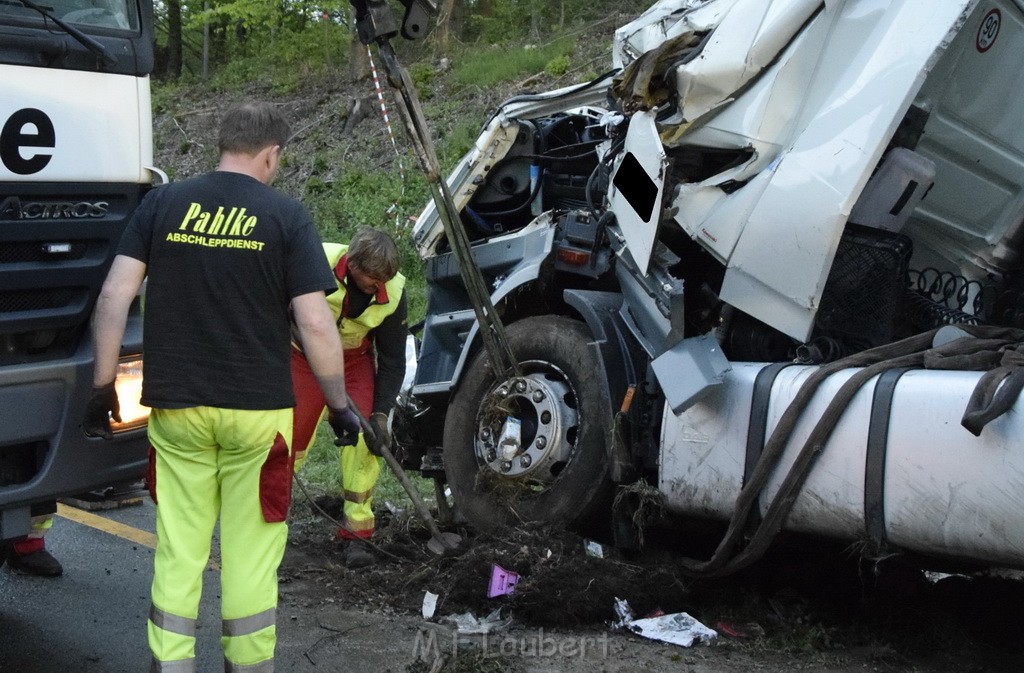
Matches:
[111,358,149,432]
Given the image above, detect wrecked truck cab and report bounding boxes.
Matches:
[397,0,1024,571]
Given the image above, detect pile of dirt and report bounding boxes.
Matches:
[287,494,689,628]
[285,495,1024,672]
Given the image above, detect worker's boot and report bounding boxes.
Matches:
[336,526,375,569]
[5,537,63,577]
[341,540,375,569]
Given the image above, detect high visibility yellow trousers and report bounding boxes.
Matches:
[337,436,381,539]
[146,406,293,673]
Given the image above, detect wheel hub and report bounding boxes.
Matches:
[474,371,578,483]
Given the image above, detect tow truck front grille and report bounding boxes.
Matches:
[0,288,87,314]
[0,242,88,264]
[0,182,142,364]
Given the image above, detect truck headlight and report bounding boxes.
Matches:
[111,358,149,432]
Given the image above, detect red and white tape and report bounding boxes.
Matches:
[367,45,407,226]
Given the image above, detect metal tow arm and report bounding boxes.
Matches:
[349,0,520,380]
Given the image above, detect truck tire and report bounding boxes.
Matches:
[443,315,614,531]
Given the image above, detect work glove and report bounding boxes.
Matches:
[367,412,391,457]
[84,382,121,440]
[328,405,361,447]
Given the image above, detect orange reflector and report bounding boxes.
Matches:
[557,248,591,266]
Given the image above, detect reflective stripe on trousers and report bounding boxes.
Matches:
[222,607,277,672]
[149,603,198,672]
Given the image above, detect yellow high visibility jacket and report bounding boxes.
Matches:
[323,243,406,350]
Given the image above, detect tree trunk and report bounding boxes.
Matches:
[348,6,370,82]
[201,1,209,79]
[435,0,457,55]
[167,0,182,77]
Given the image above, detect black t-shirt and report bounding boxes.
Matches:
[117,171,336,410]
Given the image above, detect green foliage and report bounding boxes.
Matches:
[208,23,351,92]
[408,62,436,99]
[545,54,570,77]
[464,0,547,44]
[460,0,649,44]
[451,38,574,88]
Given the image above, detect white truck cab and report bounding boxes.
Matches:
[398,0,1024,573]
[0,0,156,541]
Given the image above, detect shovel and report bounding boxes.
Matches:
[337,398,462,555]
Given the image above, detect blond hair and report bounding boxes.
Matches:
[348,227,400,280]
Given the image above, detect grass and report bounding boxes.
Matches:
[295,419,435,510]
[451,37,575,88]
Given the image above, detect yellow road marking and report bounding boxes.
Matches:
[57,503,221,571]
[57,503,158,549]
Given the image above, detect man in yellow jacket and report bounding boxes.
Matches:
[291,227,408,567]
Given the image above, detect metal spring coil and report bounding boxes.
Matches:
[908,267,985,315]
[903,288,982,328]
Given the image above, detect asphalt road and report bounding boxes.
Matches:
[0,499,738,673]
[0,500,218,673]
[0,499,424,673]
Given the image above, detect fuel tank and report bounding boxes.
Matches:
[660,363,1024,567]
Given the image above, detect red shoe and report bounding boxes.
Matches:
[6,538,63,577]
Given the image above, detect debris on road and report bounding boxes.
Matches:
[627,611,717,647]
[446,609,512,634]
[714,621,765,640]
[487,564,519,597]
[422,591,439,619]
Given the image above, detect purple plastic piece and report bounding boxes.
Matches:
[487,564,519,597]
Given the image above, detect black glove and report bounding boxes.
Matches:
[328,405,361,447]
[368,412,391,456]
[84,382,121,439]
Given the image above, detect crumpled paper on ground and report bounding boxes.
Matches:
[613,597,717,647]
[445,609,512,634]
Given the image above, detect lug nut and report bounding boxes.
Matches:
[532,390,545,402]
[481,427,491,440]
[541,411,551,424]
[500,461,512,473]
[515,380,528,393]
[535,436,547,449]
[519,455,532,468]
[497,387,509,397]
[487,451,496,462]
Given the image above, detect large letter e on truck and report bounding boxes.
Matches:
[1,108,55,175]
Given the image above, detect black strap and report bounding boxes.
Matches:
[864,367,911,547]
[744,362,794,488]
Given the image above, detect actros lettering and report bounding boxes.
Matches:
[0,196,108,220]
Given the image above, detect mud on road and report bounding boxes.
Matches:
[280,497,1024,673]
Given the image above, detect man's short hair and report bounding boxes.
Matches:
[348,228,401,280]
[218,102,291,155]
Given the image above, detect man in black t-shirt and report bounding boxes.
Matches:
[85,102,361,673]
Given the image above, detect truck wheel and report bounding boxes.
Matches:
[443,315,614,531]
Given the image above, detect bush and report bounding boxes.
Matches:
[545,54,570,77]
